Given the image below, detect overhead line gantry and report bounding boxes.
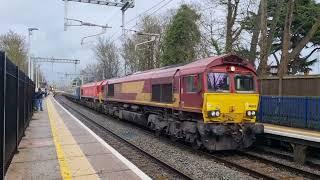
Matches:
[30,57,80,89]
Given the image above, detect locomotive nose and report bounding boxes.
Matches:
[202,93,259,123]
[229,105,235,112]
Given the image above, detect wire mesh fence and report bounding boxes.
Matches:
[0,51,34,179]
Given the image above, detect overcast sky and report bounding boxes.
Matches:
[1,0,320,85]
[0,0,196,84]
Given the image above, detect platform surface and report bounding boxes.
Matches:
[5,96,150,180]
[264,123,320,143]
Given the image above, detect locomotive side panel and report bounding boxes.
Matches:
[81,83,97,99]
[107,78,181,109]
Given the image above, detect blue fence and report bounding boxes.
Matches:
[258,96,320,130]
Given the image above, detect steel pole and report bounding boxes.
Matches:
[36,65,39,89]
[64,0,68,31]
[38,65,40,88]
[122,10,127,75]
[35,65,37,89]
[28,28,38,81]
[2,52,7,178]
[31,59,33,81]
[28,31,31,78]
[81,76,83,86]
[15,66,19,153]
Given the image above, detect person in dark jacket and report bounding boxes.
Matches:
[35,88,44,111]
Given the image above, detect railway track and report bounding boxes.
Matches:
[210,151,320,180]
[237,151,320,179]
[56,96,193,180]
[58,95,320,180]
[251,145,320,169]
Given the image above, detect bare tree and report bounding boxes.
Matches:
[122,38,140,73]
[257,0,268,76]
[247,2,261,65]
[122,15,164,73]
[225,0,241,53]
[80,63,102,83]
[277,0,294,95]
[200,0,259,57]
[198,8,224,57]
[278,0,295,77]
[93,37,120,79]
[261,0,283,73]
[0,30,28,72]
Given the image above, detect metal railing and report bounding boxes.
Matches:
[0,51,34,178]
[258,96,320,130]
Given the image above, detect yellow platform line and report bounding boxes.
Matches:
[47,99,73,180]
[47,98,99,180]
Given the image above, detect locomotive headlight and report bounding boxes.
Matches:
[246,110,256,117]
[209,110,220,117]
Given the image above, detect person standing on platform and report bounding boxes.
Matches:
[36,88,44,111]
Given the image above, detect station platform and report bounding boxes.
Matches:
[263,123,320,163]
[264,123,320,143]
[5,96,150,180]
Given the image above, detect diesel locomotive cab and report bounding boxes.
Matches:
[202,65,260,124]
[196,61,264,150]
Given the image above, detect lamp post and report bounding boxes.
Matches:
[134,32,160,50]
[35,64,41,89]
[28,27,39,80]
[134,32,160,73]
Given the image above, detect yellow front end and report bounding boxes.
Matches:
[202,93,259,123]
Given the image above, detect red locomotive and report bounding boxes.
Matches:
[74,54,263,151]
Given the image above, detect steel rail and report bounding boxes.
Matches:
[238,151,320,180]
[252,146,320,169]
[56,96,193,180]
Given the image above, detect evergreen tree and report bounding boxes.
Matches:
[161,5,200,66]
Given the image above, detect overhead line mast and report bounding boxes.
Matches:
[31,57,80,64]
[63,0,134,34]
[63,0,134,74]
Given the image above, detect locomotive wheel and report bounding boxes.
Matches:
[170,135,178,142]
[155,130,161,137]
[192,139,202,150]
[148,122,155,130]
